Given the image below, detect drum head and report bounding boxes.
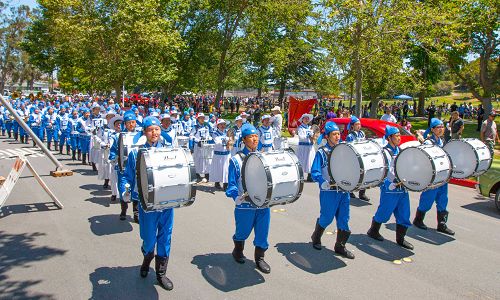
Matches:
[329,144,361,191]
[395,147,432,191]
[242,154,270,207]
[444,140,477,178]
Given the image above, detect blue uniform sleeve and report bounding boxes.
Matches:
[122,149,138,198]
[311,150,326,186]
[109,135,118,160]
[225,159,239,201]
[160,130,173,144]
[345,133,354,143]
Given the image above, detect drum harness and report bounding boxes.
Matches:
[319,146,343,192]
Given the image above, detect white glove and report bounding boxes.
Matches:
[122,191,131,203]
[235,192,248,205]
[321,181,330,190]
[389,183,397,191]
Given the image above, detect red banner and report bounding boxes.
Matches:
[288,96,317,133]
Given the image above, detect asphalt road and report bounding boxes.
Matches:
[0,136,499,300]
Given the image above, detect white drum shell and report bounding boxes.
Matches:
[137,148,197,211]
[395,145,451,192]
[444,138,492,178]
[118,132,141,171]
[242,150,304,207]
[177,136,189,148]
[329,140,388,192]
[201,141,214,159]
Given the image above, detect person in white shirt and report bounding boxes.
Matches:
[381,109,397,123]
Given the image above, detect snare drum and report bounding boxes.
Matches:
[137,147,197,211]
[177,136,189,148]
[395,144,451,192]
[242,149,304,207]
[443,138,492,178]
[274,137,289,150]
[118,132,144,171]
[200,140,214,159]
[328,140,388,192]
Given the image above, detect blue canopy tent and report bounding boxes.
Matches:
[394,94,413,100]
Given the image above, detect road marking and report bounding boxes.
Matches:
[0,147,45,160]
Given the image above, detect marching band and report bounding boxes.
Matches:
[0,97,494,292]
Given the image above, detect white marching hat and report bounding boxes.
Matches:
[271,106,281,112]
[108,115,123,129]
[160,113,171,120]
[235,116,243,121]
[299,113,313,123]
[216,119,226,125]
[261,114,271,120]
[197,112,206,118]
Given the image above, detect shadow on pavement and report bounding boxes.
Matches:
[89,266,158,300]
[88,215,133,236]
[85,196,117,208]
[191,253,265,292]
[0,202,60,219]
[349,197,372,207]
[195,185,216,195]
[275,242,347,274]
[349,233,414,261]
[0,231,66,299]
[80,184,105,191]
[385,223,455,245]
[72,168,96,176]
[461,199,500,220]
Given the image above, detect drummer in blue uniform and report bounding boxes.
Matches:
[226,123,271,274]
[57,105,71,155]
[366,125,414,249]
[68,109,80,161]
[412,118,455,235]
[257,115,274,153]
[310,121,355,259]
[121,116,174,291]
[345,116,370,201]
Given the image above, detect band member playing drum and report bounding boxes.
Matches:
[310,121,355,259]
[346,116,370,201]
[107,115,123,202]
[296,113,316,182]
[190,113,213,182]
[110,111,139,222]
[210,119,230,190]
[367,125,414,250]
[226,124,271,274]
[413,118,455,236]
[121,116,174,291]
[257,115,274,153]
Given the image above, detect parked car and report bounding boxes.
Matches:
[477,159,500,211]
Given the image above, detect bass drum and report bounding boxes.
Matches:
[136,147,197,211]
[328,140,388,192]
[177,136,190,148]
[443,138,492,178]
[118,132,144,171]
[242,150,304,207]
[395,144,451,192]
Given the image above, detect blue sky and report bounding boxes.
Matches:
[12,0,39,8]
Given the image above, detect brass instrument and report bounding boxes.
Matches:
[226,127,235,150]
[310,124,321,143]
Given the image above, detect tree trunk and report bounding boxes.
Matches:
[115,83,123,106]
[257,87,262,98]
[349,82,354,110]
[278,78,286,106]
[418,89,426,117]
[216,87,224,108]
[370,99,379,118]
[354,23,362,117]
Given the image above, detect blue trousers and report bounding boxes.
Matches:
[374,182,412,227]
[139,205,174,257]
[31,126,43,140]
[233,204,270,249]
[5,122,12,133]
[59,131,70,148]
[69,134,79,150]
[46,128,57,143]
[318,190,350,231]
[79,136,90,154]
[418,183,448,213]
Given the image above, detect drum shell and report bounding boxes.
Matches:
[395,145,451,192]
[242,150,304,207]
[118,132,140,171]
[177,136,189,148]
[201,141,214,159]
[136,147,197,211]
[328,140,388,192]
[443,138,492,178]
